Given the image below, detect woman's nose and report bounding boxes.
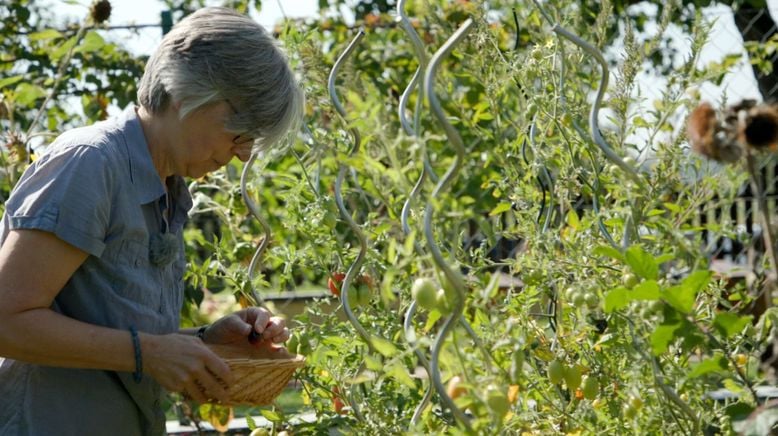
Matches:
[232,145,252,162]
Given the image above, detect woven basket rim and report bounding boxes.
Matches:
[223,354,305,368]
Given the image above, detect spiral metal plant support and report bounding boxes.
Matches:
[240,153,271,307]
[423,17,475,428]
[396,4,500,427]
[396,0,437,426]
[327,29,375,422]
[327,30,375,351]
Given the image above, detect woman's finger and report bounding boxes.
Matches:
[262,318,284,338]
[247,308,271,334]
[270,327,290,344]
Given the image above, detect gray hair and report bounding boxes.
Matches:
[137,7,303,151]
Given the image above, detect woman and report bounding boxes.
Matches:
[0,7,304,435]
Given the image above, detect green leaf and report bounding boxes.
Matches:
[604,287,629,313]
[687,354,728,378]
[259,409,283,423]
[631,280,661,300]
[650,321,682,355]
[370,336,398,357]
[0,75,24,90]
[713,312,753,338]
[489,202,512,216]
[593,245,624,262]
[385,362,416,389]
[245,415,257,430]
[566,210,580,229]
[14,83,46,107]
[364,354,383,371]
[625,245,658,280]
[662,271,711,314]
[28,28,63,41]
[49,35,78,63]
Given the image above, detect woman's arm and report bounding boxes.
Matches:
[0,229,231,403]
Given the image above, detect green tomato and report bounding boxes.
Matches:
[584,292,599,309]
[623,404,637,419]
[573,292,587,308]
[622,272,639,289]
[249,429,270,436]
[582,376,599,400]
[548,359,565,385]
[563,365,582,391]
[630,396,643,410]
[564,287,577,302]
[436,289,452,314]
[485,384,510,418]
[412,278,439,311]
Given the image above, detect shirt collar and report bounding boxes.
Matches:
[119,106,166,205]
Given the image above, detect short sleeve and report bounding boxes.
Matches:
[4,145,114,257]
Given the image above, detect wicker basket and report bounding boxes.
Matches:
[209,344,305,406]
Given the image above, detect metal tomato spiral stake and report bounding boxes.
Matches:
[327,30,375,351]
[396,0,436,426]
[241,152,270,306]
[396,9,500,426]
[327,29,374,422]
[423,18,474,428]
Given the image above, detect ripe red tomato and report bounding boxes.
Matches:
[328,272,345,296]
[332,386,347,415]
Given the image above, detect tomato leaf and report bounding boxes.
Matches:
[713,313,753,338]
[371,336,398,357]
[625,245,658,280]
[631,280,660,300]
[650,320,682,355]
[385,362,416,389]
[604,287,629,313]
[489,202,512,216]
[260,409,283,423]
[687,354,728,378]
[593,245,624,262]
[662,271,711,314]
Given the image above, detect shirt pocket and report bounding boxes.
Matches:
[104,237,163,312]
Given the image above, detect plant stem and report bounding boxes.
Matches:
[745,150,777,311]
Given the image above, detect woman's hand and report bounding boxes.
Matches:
[142,333,233,404]
[202,307,291,355]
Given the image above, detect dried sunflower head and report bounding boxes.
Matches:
[741,104,778,150]
[90,0,111,25]
[686,101,742,164]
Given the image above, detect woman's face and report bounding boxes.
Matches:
[173,102,253,178]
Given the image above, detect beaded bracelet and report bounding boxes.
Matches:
[129,325,142,383]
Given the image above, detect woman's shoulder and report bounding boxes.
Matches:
[44,117,126,160]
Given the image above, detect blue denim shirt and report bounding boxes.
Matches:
[0,106,193,436]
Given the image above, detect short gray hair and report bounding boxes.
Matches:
[137,7,303,151]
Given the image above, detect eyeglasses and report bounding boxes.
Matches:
[232,134,255,146]
[224,99,255,145]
